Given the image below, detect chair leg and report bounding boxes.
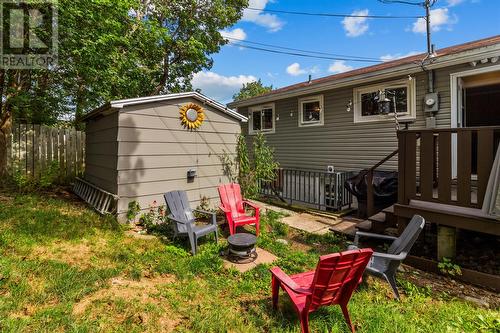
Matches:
[255,221,260,236]
[271,276,280,310]
[299,311,310,333]
[386,274,400,300]
[214,228,218,244]
[340,303,355,333]
[188,233,197,255]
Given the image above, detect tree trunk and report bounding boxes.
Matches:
[0,114,12,178]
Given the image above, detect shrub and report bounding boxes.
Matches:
[220,133,278,199]
[126,200,141,223]
[139,200,166,231]
[8,161,61,192]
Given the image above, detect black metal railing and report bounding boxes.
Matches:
[259,168,355,211]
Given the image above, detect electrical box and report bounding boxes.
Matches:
[424,92,439,113]
[187,168,197,179]
[425,116,437,129]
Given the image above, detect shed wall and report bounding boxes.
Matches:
[84,112,119,193]
[116,97,241,218]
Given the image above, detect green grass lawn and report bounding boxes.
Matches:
[0,192,498,332]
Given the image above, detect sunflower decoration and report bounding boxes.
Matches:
[179,103,205,129]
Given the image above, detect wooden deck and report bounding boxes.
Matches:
[396,126,500,235]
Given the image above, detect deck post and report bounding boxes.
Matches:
[366,170,374,217]
[437,225,457,260]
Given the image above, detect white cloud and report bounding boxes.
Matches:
[286,63,306,76]
[447,0,464,6]
[242,0,284,32]
[328,61,353,74]
[342,9,369,37]
[380,51,421,62]
[220,28,247,42]
[285,63,320,77]
[191,71,257,103]
[412,8,456,33]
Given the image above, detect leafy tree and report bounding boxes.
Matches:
[0,0,248,176]
[233,79,272,102]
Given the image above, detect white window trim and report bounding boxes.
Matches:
[353,78,416,124]
[248,103,275,134]
[298,95,324,127]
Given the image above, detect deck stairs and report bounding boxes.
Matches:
[357,205,397,234]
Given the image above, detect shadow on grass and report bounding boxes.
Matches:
[240,293,354,333]
[0,192,121,247]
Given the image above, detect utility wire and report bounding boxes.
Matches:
[230,43,383,63]
[225,37,382,61]
[378,0,437,7]
[245,7,424,19]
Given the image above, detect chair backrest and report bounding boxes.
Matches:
[164,190,195,233]
[388,215,425,255]
[218,183,245,216]
[308,248,373,311]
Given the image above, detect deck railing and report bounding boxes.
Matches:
[259,168,355,211]
[398,126,500,208]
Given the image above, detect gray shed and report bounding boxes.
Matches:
[80,92,247,222]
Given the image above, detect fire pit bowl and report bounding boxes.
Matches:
[227,233,257,263]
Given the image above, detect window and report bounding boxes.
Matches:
[353,79,415,123]
[299,95,324,127]
[249,104,275,134]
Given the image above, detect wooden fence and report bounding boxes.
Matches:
[6,123,85,180]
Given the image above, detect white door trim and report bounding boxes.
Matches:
[449,63,500,177]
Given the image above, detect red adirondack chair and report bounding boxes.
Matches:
[217,183,260,235]
[270,248,373,333]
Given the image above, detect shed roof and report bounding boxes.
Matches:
[229,35,500,108]
[83,91,247,122]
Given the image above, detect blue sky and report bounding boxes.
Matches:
[191,0,500,103]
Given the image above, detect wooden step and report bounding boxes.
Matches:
[368,211,386,223]
[356,220,372,231]
[382,205,394,214]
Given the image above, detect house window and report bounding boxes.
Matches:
[299,95,324,127]
[353,79,415,123]
[249,104,275,134]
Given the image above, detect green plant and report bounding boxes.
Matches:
[7,160,61,192]
[39,161,60,189]
[139,201,166,231]
[126,200,141,223]
[220,133,279,199]
[438,257,462,276]
[197,196,211,212]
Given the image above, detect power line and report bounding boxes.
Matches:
[377,0,437,7]
[230,43,383,63]
[226,37,382,61]
[245,7,423,19]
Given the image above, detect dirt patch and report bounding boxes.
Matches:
[400,265,500,309]
[73,274,179,330]
[31,238,112,269]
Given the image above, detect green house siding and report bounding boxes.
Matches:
[239,61,498,173]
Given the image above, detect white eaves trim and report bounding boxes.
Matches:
[84,91,247,122]
[110,91,247,122]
